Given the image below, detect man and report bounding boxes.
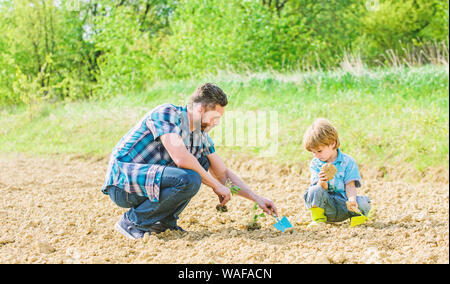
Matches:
[101,83,278,239]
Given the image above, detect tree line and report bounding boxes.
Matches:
[0,0,448,105]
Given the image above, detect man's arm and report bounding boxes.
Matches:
[160,133,231,206]
[207,152,278,216]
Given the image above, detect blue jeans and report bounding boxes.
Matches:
[304,184,371,222]
[105,156,210,231]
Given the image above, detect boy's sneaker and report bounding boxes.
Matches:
[115,214,145,239]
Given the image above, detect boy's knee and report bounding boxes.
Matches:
[307,184,327,197]
[304,184,328,208]
[357,196,371,215]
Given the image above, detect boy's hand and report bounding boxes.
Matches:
[346,197,359,213]
[318,170,328,190]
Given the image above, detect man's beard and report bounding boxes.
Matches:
[201,123,213,132]
[193,117,211,132]
[194,116,214,132]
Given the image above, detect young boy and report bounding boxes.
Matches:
[303,118,371,227]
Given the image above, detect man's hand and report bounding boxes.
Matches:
[207,153,278,215]
[255,196,278,217]
[213,184,231,206]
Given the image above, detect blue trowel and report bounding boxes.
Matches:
[273,215,294,233]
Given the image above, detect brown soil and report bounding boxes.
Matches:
[0,153,448,264]
[246,222,262,231]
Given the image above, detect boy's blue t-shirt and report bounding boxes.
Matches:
[309,148,362,199]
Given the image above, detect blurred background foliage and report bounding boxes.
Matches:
[0,0,448,105]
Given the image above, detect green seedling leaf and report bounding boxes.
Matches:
[226,179,242,196]
[247,202,266,230]
[229,184,241,195]
[216,204,228,212]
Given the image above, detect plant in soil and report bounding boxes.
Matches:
[216,179,242,212]
[246,202,265,231]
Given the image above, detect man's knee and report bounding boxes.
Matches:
[178,169,202,195]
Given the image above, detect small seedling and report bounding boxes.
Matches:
[246,202,265,231]
[216,204,228,212]
[226,179,242,196]
[216,179,242,213]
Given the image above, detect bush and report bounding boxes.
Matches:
[0,0,448,105]
[356,0,449,63]
[156,0,310,77]
[93,5,157,98]
[0,0,97,105]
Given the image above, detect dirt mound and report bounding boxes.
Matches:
[0,153,448,263]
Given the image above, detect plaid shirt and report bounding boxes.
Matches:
[102,104,216,202]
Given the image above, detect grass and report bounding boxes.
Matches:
[0,64,448,177]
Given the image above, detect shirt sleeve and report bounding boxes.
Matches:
[309,159,321,185]
[146,105,181,140]
[344,158,362,187]
[204,134,216,155]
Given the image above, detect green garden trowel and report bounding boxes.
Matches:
[350,205,375,227]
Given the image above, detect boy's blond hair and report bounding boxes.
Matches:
[303,118,340,152]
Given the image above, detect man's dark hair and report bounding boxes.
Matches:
[188,83,228,110]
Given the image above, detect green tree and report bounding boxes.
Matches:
[156,0,310,77]
[282,0,364,68]
[356,0,449,62]
[0,0,99,105]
